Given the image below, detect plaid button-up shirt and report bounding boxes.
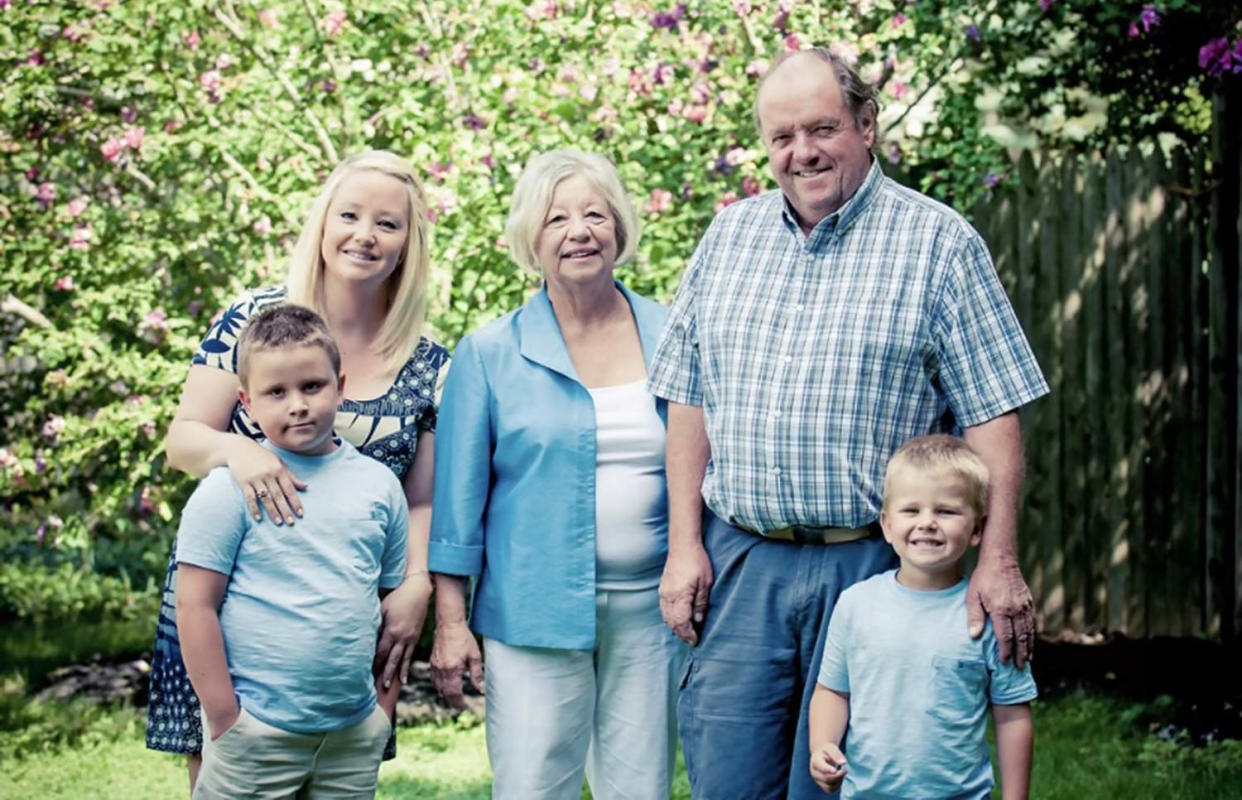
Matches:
[648,162,1049,532]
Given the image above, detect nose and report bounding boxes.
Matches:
[288,392,309,415]
[792,133,819,164]
[354,224,377,244]
[916,511,938,529]
[566,215,590,241]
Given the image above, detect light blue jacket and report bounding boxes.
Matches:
[428,282,669,649]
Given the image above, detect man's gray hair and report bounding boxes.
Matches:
[753,46,881,147]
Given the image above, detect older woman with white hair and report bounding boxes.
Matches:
[429,150,684,799]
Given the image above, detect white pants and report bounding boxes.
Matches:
[484,588,687,800]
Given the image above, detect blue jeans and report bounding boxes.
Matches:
[677,516,897,800]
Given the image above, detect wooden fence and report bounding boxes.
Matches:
[970,92,1241,639]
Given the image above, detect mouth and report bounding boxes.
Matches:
[792,167,830,179]
[285,421,317,433]
[909,537,945,549]
[342,249,379,262]
[561,248,600,260]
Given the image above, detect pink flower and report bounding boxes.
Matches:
[1128,22,1140,39]
[745,59,769,77]
[62,22,88,42]
[124,125,144,151]
[55,275,75,290]
[653,63,674,85]
[628,70,652,97]
[579,84,598,102]
[0,1,12,10]
[783,34,800,51]
[25,166,39,181]
[525,0,557,19]
[0,448,17,470]
[690,80,711,105]
[33,182,56,209]
[683,104,709,123]
[713,191,739,214]
[216,53,233,70]
[890,80,909,100]
[121,105,136,123]
[252,215,272,234]
[100,136,123,162]
[42,416,65,438]
[645,188,673,214]
[69,225,92,250]
[137,485,155,515]
[183,30,200,49]
[26,49,44,66]
[199,70,221,93]
[321,9,347,36]
[742,176,761,196]
[1038,0,1054,11]
[139,310,168,343]
[258,8,279,28]
[890,13,907,28]
[164,119,182,134]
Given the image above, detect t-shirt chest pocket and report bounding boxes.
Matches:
[345,503,388,574]
[930,655,987,724]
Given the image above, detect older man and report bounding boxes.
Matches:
[647,47,1049,799]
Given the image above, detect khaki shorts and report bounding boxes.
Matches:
[193,704,391,799]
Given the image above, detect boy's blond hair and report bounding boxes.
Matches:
[883,435,990,518]
[236,305,341,388]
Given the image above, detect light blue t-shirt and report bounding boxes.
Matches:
[817,570,1037,800]
[176,440,408,734]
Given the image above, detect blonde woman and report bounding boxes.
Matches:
[430,150,685,799]
[147,151,448,790]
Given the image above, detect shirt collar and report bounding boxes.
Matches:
[778,157,884,242]
[517,279,656,382]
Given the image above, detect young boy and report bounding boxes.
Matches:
[176,305,408,799]
[808,434,1035,799]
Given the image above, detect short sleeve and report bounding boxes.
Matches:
[427,334,492,576]
[191,286,288,373]
[984,623,1038,705]
[415,339,452,434]
[175,469,249,575]
[378,477,410,589]
[816,591,854,693]
[931,232,1049,427]
[647,235,707,406]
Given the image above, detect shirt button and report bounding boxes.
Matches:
[772,467,782,475]
[773,410,783,418]
[782,356,791,363]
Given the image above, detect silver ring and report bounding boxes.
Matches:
[255,489,269,499]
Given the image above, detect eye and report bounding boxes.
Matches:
[302,380,325,393]
[378,219,401,231]
[814,124,838,135]
[545,213,567,226]
[267,387,285,398]
[587,211,607,221]
[339,211,357,221]
[770,133,791,145]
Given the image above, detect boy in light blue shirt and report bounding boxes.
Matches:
[176,305,408,799]
[809,435,1035,799]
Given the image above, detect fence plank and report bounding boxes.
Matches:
[1080,151,1107,631]
[1060,156,1087,630]
[1103,148,1130,633]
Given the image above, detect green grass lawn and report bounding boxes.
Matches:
[1,690,1239,799]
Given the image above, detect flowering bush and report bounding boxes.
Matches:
[0,0,1237,619]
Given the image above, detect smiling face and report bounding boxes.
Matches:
[534,174,619,295]
[757,53,875,234]
[880,465,983,590]
[319,169,411,292]
[240,343,344,456]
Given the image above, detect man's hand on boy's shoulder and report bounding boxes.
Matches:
[966,555,1035,668]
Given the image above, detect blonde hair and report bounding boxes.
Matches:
[884,435,990,518]
[504,150,641,276]
[285,150,430,372]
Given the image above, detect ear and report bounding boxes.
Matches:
[337,372,346,395]
[859,100,877,148]
[970,514,986,547]
[239,386,252,417]
[879,509,894,544]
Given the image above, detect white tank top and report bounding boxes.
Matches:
[587,379,668,591]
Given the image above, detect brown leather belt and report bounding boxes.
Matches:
[754,523,878,545]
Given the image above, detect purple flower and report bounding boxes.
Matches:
[1139,6,1159,32]
[33,182,56,209]
[649,4,685,31]
[34,456,46,474]
[121,105,136,123]
[1128,22,1140,39]
[1199,37,1233,75]
[1038,0,1054,11]
[463,113,485,130]
[984,172,1001,188]
[42,416,65,438]
[965,24,980,42]
[35,522,46,544]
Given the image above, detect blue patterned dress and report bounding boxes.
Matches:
[145,286,450,754]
